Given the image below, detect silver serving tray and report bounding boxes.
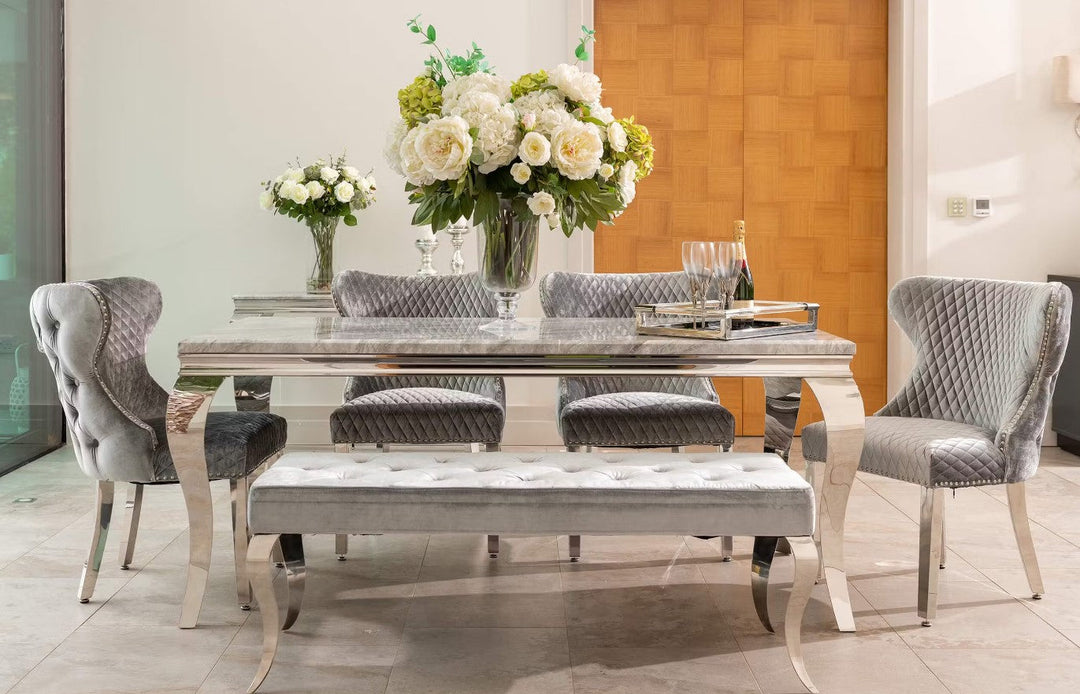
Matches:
[634,300,819,340]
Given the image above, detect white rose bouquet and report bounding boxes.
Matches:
[259,154,377,293]
[386,19,654,237]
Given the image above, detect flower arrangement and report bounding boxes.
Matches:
[259,155,377,293]
[385,18,654,238]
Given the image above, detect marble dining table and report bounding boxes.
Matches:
[165,315,865,633]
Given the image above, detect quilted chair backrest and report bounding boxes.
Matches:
[332,271,503,404]
[539,271,718,404]
[882,276,1071,482]
[29,278,169,482]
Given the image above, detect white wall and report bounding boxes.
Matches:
[65,0,587,444]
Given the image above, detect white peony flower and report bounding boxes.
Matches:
[473,104,521,174]
[442,72,511,113]
[608,122,628,152]
[305,181,326,199]
[527,190,556,216]
[518,131,551,166]
[450,90,501,124]
[550,120,604,180]
[413,115,473,181]
[334,181,355,203]
[512,90,567,134]
[510,162,531,184]
[551,63,602,104]
[385,119,409,176]
[342,166,360,180]
[283,181,309,204]
[521,112,537,130]
[259,190,274,210]
[399,127,435,186]
[283,168,304,183]
[536,108,573,136]
[589,103,615,125]
[618,160,638,204]
[320,166,340,184]
[598,162,615,180]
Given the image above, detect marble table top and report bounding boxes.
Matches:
[179,316,856,357]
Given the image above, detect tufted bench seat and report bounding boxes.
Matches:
[244,451,821,693]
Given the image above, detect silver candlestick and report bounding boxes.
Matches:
[415,236,439,276]
[445,220,471,275]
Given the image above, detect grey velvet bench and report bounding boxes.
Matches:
[244,451,821,693]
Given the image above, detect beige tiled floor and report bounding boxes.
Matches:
[3,440,1080,693]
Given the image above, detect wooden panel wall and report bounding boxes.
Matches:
[595,0,888,434]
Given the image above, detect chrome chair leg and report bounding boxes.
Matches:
[278,534,306,630]
[118,483,143,570]
[230,476,251,609]
[1007,482,1044,599]
[566,445,581,452]
[786,536,821,693]
[484,443,501,558]
[939,501,947,570]
[79,480,115,603]
[751,536,780,632]
[569,534,581,562]
[246,533,281,694]
[919,487,945,626]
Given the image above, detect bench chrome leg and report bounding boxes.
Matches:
[335,534,348,561]
[79,481,114,603]
[247,533,281,694]
[118,483,143,570]
[750,536,780,632]
[1007,482,1044,600]
[721,535,734,562]
[230,476,251,609]
[786,535,820,693]
[278,534,306,630]
[569,534,581,562]
[487,535,500,559]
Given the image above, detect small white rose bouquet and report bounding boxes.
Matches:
[386,18,654,331]
[260,155,376,293]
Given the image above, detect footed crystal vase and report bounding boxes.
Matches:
[476,199,539,334]
[306,217,338,294]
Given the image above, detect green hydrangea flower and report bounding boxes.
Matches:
[510,70,549,100]
[398,75,443,127]
[620,117,654,181]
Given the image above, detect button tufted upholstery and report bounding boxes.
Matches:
[802,276,1071,487]
[329,271,505,445]
[539,272,735,448]
[29,278,287,483]
[248,451,815,537]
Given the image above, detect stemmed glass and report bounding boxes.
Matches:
[713,242,740,311]
[682,241,715,328]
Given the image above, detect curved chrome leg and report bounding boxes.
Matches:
[230,476,251,609]
[750,536,779,632]
[246,533,281,694]
[79,481,115,603]
[1007,482,1044,599]
[721,535,734,562]
[118,483,143,570]
[919,487,944,627]
[803,460,826,580]
[805,377,865,633]
[786,536,821,693]
[167,374,224,629]
[278,534,306,630]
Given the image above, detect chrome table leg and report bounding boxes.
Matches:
[79,480,115,603]
[167,374,224,629]
[805,376,865,633]
[246,533,281,694]
[786,535,822,693]
[118,483,143,570]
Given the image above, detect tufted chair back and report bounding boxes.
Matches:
[29,278,169,482]
[880,276,1071,482]
[332,271,503,405]
[540,271,719,406]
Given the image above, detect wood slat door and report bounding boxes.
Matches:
[594,0,888,434]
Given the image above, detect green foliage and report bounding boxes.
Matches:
[406,15,491,88]
[397,75,443,127]
[574,25,596,63]
[612,117,655,181]
[510,70,549,100]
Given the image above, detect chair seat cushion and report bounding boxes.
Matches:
[248,451,815,538]
[330,387,504,445]
[560,392,735,447]
[801,416,1005,488]
[149,411,287,482]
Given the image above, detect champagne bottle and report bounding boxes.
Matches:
[733,220,755,310]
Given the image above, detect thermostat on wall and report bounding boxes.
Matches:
[972,196,992,217]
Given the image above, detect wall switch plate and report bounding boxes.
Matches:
[972,196,992,217]
[947,197,967,217]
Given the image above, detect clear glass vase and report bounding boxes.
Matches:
[306,217,338,294]
[476,199,540,334]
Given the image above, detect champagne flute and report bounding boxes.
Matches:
[682,241,715,327]
[713,242,740,311]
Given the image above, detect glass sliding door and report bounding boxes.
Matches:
[0,0,64,475]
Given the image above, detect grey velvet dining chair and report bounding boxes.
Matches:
[28,277,288,607]
[802,276,1071,626]
[329,271,507,559]
[539,271,737,561]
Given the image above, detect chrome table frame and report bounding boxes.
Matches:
[166,319,864,632]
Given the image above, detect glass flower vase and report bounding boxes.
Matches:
[476,200,540,334]
[306,217,338,294]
